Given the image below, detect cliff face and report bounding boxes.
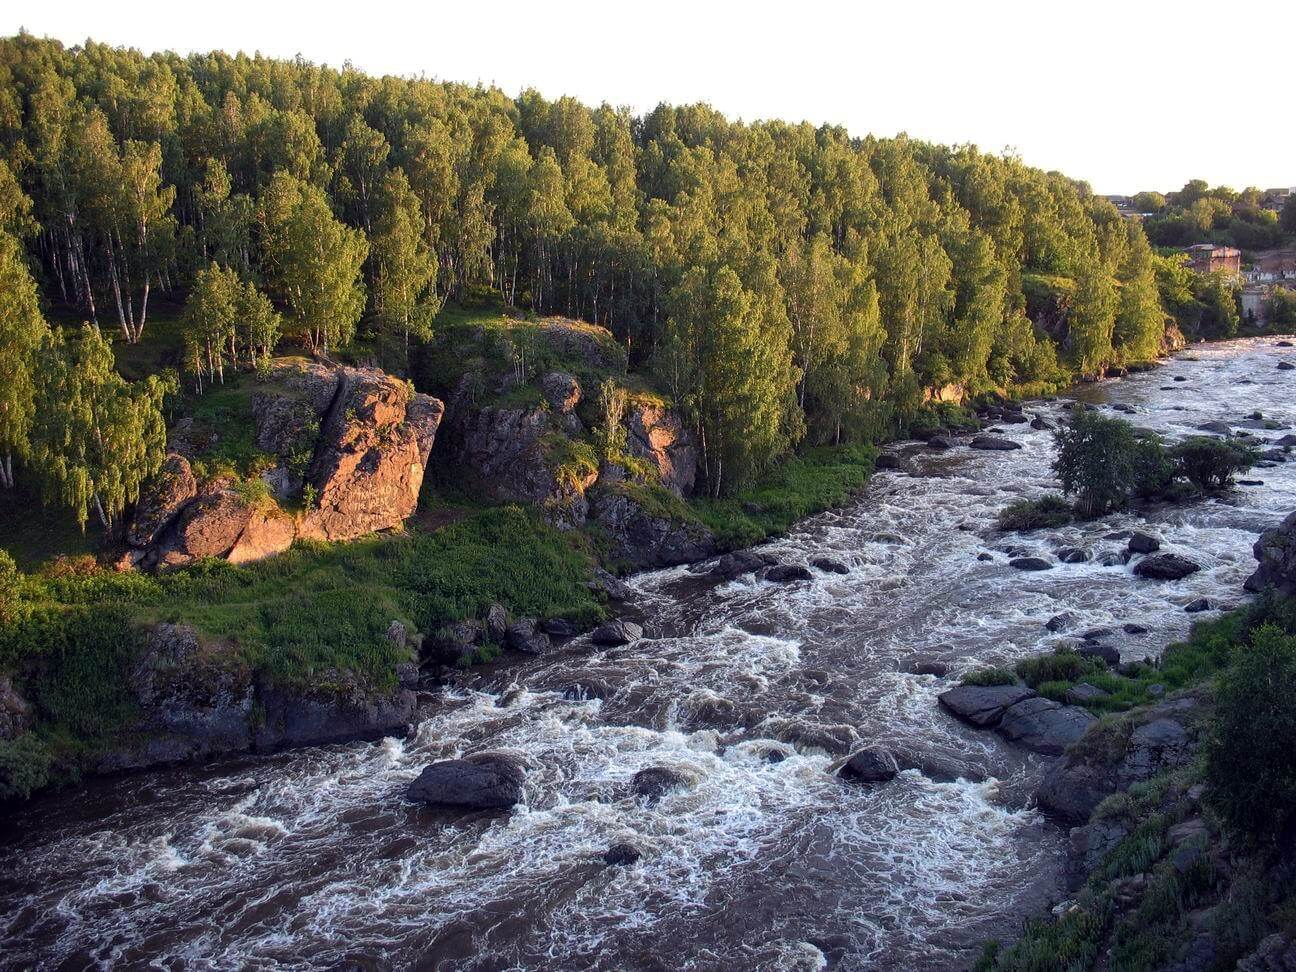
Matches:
[120,361,445,570]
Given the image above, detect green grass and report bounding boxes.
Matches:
[1,506,604,764]
[961,666,1017,687]
[695,444,877,549]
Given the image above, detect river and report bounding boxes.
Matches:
[4,337,1296,971]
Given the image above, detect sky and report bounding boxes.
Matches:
[6,0,1294,195]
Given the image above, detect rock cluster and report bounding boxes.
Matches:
[120,362,445,570]
[1245,510,1296,596]
[938,683,1096,755]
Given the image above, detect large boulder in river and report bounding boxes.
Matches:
[127,454,197,548]
[996,697,1097,755]
[938,684,1036,728]
[765,563,815,583]
[970,435,1023,451]
[1246,511,1296,596]
[590,620,643,646]
[407,754,526,810]
[1133,553,1201,581]
[299,368,445,542]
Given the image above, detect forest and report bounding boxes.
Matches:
[0,32,1241,520]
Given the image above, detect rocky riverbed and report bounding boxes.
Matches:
[3,337,1296,970]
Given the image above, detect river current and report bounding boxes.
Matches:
[4,338,1296,971]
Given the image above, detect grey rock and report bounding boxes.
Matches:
[764,563,815,583]
[1133,554,1201,580]
[1065,682,1110,705]
[407,754,525,809]
[1009,557,1053,571]
[938,684,1036,728]
[1127,532,1161,554]
[590,620,643,646]
[997,697,1097,755]
[970,435,1023,451]
[1184,597,1211,613]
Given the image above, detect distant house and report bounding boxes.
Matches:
[1186,243,1241,275]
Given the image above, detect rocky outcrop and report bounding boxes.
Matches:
[0,676,33,742]
[126,454,197,548]
[588,490,716,569]
[624,403,698,496]
[1035,697,1201,822]
[124,362,445,570]
[443,384,594,530]
[407,754,526,810]
[96,623,416,773]
[996,696,1096,755]
[1245,511,1296,595]
[298,368,444,541]
[938,684,1036,727]
[590,620,643,646]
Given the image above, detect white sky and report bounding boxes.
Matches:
[7,0,1294,195]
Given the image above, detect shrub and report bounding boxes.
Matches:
[0,548,24,624]
[0,733,52,800]
[1206,624,1296,845]
[961,666,1017,687]
[1053,410,1159,516]
[1015,646,1103,688]
[1171,436,1256,491]
[997,494,1074,532]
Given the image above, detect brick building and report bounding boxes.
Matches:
[1186,243,1241,275]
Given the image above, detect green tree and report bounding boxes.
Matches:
[181,263,239,388]
[29,325,173,529]
[1207,625,1296,845]
[658,264,797,496]
[0,231,48,487]
[1052,410,1159,516]
[1112,224,1164,362]
[371,168,440,363]
[1065,261,1118,376]
[261,173,368,354]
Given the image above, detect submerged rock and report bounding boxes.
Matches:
[632,766,692,802]
[764,563,815,583]
[1009,557,1053,571]
[602,843,642,866]
[712,550,773,579]
[407,754,526,810]
[810,557,850,575]
[839,748,899,784]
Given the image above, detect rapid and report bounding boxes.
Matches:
[4,337,1296,971]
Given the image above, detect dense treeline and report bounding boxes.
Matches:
[0,33,1181,497]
